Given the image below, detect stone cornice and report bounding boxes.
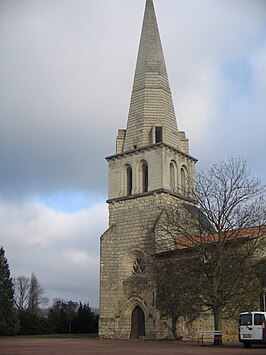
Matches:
[107,188,196,204]
[106,143,197,162]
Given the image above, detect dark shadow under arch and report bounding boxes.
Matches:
[142,162,148,193]
[130,305,145,339]
[126,165,132,196]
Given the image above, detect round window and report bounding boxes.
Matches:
[132,257,145,275]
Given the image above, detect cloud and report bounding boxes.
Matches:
[0,199,108,306]
[159,0,266,175]
[63,250,91,266]
[0,0,265,200]
[0,0,265,308]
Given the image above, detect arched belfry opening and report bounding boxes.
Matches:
[126,164,133,196]
[130,305,146,339]
[142,161,148,193]
[170,161,177,191]
[181,165,188,193]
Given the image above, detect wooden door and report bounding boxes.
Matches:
[130,306,145,339]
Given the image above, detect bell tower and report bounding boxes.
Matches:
[99,0,197,339]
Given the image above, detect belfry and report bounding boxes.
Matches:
[99,0,197,339]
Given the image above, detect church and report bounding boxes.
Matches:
[99,0,265,341]
[99,0,197,340]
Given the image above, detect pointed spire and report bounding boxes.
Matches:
[123,0,183,152]
[132,0,169,94]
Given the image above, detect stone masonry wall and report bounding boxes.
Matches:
[156,311,239,342]
[100,194,158,339]
[99,192,184,339]
[107,145,195,201]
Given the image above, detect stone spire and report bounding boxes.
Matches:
[122,0,183,153]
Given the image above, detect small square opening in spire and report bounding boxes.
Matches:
[155,126,163,143]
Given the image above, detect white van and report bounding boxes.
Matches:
[239,312,266,348]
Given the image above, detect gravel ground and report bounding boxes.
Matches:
[0,338,266,355]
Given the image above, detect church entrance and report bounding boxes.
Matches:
[130,306,145,339]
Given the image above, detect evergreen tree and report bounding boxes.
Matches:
[47,300,98,334]
[0,247,19,335]
[73,303,98,333]
[47,299,68,334]
[17,309,49,335]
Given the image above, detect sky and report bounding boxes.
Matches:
[0,0,265,308]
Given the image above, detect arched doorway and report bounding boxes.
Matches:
[130,306,145,339]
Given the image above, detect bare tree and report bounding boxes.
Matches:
[14,273,48,313]
[14,276,30,310]
[28,273,49,313]
[156,253,203,339]
[156,157,266,344]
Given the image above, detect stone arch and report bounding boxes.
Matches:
[125,297,148,339]
[181,165,188,193]
[138,159,149,193]
[170,160,177,192]
[124,163,133,196]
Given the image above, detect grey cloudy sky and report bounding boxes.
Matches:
[0,0,265,307]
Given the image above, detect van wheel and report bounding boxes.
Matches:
[243,342,251,348]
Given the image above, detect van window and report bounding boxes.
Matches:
[240,314,252,326]
[254,313,265,325]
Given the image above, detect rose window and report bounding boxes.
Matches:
[132,257,145,275]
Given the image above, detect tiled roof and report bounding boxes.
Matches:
[156,225,266,257]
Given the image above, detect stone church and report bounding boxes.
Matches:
[99,0,197,340]
[99,0,266,341]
